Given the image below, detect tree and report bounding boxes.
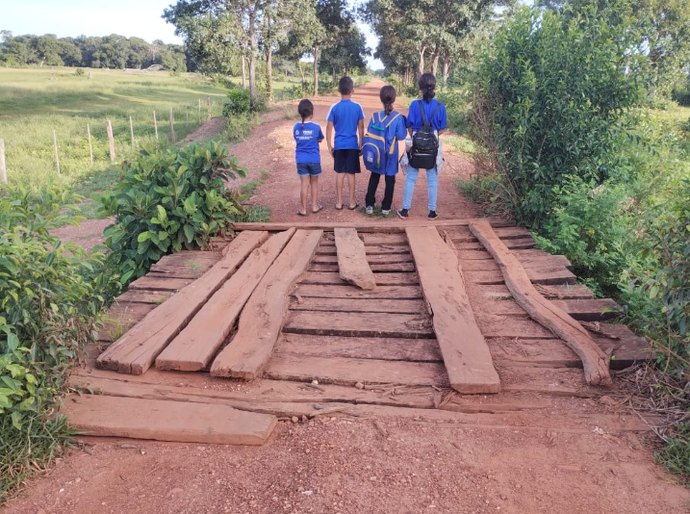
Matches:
[280,0,325,94]
[317,0,369,79]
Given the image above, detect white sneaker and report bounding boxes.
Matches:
[381,209,390,216]
[365,206,374,215]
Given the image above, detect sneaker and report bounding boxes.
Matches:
[365,206,374,215]
[397,208,409,219]
[427,210,438,220]
[381,209,390,216]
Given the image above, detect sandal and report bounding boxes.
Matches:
[312,205,323,214]
[335,204,344,210]
[348,203,359,210]
[297,210,308,216]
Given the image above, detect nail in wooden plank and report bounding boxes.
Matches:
[407,226,501,394]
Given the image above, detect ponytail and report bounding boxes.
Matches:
[418,73,436,101]
[297,99,314,128]
[379,85,397,115]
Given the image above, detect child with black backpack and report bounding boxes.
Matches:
[363,85,407,216]
[397,73,447,220]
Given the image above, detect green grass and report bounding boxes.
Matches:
[0,67,230,191]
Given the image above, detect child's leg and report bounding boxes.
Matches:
[382,174,396,211]
[426,167,438,211]
[299,175,309,214]
[310,175,320,211]
[347,173,356,207]
[402,167,419,210]
[365,172,380,208]
[336,173,345,208]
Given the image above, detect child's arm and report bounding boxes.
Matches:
[326,121,334,156]
[357,119,364,151]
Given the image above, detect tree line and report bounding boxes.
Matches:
[0,32,188,71]
[162,0,369,106]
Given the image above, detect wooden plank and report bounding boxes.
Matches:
[232,218,515,232]
[210,230,323,379]
[583,323,653,366]
[96,231,269,375]
[293,284,423,300]
[407,226,500,394]
[284,310,434,339]
[465,268,577,285]
[455,237,536,251]
[477,316,554,338]
[480,283,595,300]
[265,354,448,387]
[317,243,411,256]
[462,254,571,272]
[445,225,531,242]
[97,302,157,342]
[288,296,426,314]
[275,333,442,362]
[115,289,173,305]
[309,262,416,273]
[470,220,611,386]
[334,227,377,290]
[485,298,621,321]
[313,253,413,264]
[128,275,192,292]
[149,252,220,277]
[62,394,276,445]
[156,230,295,372]
[301,271,418,286]
[360,232,408,245]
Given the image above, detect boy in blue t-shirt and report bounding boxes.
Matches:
[364,85,408,216]
[326,76,365,210]
[398,73,448,220]
[294,99,324,215]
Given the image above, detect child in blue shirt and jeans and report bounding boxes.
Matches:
[326,76,365,210]
[294,99,324,215]
[398,73,447,220]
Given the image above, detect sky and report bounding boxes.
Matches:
[0,0,384,69]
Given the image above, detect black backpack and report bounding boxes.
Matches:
[409,99,440,170]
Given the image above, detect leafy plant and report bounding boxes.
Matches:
[100,141,246,286]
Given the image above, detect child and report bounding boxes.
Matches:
[364,85,407,216]
[326,76,365,210]
[397,73,447,220]
[293,99,324,215]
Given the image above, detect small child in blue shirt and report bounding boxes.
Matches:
[294,99,324,215]
[326,76,365,210]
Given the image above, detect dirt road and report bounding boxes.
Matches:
[9,82,689,513]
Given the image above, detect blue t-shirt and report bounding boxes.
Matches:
[293,121,324,164]
[372,111,408,176]
[327,99,365,150]
[406,98,447,132]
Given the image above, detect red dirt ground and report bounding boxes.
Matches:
[14,82,690,513]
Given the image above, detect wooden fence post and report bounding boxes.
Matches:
[207,96,212,120]
[53,130,61,174]
[198,98,201,123]
[153,110,159,140]
[0,139,7,184]
[129,116,135,147]
[169,106,176,143]
[87,123,94,165]
[106,119,116,163]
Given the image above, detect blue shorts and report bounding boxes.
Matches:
[297,162,322,176]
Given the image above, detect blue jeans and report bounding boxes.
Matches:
[402,166,438,211]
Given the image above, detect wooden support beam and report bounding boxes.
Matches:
[469,220,612,386]
[96,231,269,375]
[231,218,515,232]
[407,226,501,394]
[334,227,377,289]
[210,229,323,379]
[156,229,295,371]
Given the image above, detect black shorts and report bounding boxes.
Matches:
[333,149,361,174]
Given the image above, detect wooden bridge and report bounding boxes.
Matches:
[65,219,652,445]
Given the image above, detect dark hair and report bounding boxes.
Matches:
[338,76,354,95]
[297,98,313,127]
[418,72,436,101]
[379,85,396,115]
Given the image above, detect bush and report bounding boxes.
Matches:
[472,5,643,227]
[100,141,246,286]
[0,187,109,500]
[222,88,266,117]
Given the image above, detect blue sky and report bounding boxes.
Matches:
[1,0,383,69]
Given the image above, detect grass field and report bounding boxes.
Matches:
[0,67,233,192]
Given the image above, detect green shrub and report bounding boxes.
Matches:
[472,5,643,227]
[222,88,266,117]
[100,141,246,286]
[0,187,109,500]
